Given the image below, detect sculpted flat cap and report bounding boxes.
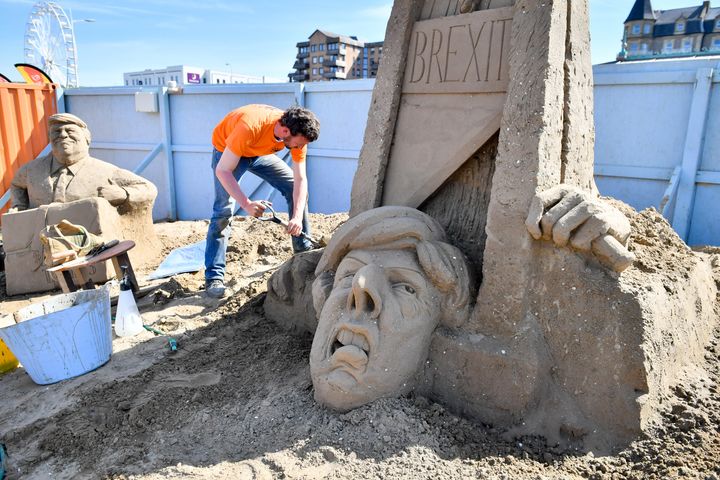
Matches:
[48,113,88,129]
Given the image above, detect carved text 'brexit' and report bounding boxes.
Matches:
[403,8,512,94]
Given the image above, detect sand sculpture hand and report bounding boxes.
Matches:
[97,185,128,206]
[525,184,635,272]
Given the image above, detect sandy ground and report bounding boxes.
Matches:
[0,211,719,480]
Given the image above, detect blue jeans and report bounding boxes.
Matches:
[205,149,312,281]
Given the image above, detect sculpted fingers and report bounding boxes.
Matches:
[592,235,636,272]
[606,211,632,245]
[569,214,610,251]
[526,196,546,239]
[526,185,575,239]
[553,201,609,247]
[540,191,586,240]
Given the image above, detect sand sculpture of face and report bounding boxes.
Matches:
[310,206,473,411]
[48,114,91,167]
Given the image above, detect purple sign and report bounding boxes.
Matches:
[187,72,201,84]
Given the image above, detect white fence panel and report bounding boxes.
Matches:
[593,58,720,246]
[63,81,372,222]
[304,80,373,213]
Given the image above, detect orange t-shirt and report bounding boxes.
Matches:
[211,104,306,163]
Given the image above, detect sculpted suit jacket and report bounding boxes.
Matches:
[9,154,157,212]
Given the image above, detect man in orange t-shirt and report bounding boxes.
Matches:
[205,104,320,298]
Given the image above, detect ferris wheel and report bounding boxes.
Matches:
[23,1,79,87]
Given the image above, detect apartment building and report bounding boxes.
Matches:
[288,30,383,82]
[124,66,276,87]
[620,0,720,59]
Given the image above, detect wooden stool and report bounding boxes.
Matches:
[47,240,139,294]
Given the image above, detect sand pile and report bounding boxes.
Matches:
[0,209,717,479]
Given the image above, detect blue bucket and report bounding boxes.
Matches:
[0,286,112,385]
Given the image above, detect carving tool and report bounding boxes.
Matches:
[257,201,326,248]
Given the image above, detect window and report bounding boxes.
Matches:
[319,44,324,51]
[682,38,693,52]
[312,68,317,75]
[312,57,317,64]
[319,56,324,63]
[712,37,720,50]
[629,42,639,53]
[664,39,674,52]
[379,47,383,54]
[311,45,316,52]
[339,44,346,52]
[716,19,720,30]
[675,21,685,33]
[632,24,640,35]
[640,43,648,54]
[643,23,651,34]
[319,68,324,74]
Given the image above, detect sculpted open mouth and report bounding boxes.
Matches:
[328,327,370,372]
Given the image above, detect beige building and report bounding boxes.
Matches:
[288,30,383,82]
[621,0,720,59]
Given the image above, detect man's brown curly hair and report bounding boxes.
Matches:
[279,106,320,142]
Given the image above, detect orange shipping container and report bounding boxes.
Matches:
[0,83,58,215]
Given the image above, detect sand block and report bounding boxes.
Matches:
[2,198,122,295]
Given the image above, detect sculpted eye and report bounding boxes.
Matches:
[336,270,356,285]
[394,283,416,295]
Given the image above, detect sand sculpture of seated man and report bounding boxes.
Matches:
[302,188,633,410]
[9,113,156,214]
[3,113,158,295]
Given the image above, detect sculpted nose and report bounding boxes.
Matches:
[347,264,384,319]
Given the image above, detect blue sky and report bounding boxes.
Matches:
[0,0,711,86]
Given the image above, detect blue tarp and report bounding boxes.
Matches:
[148,241,205,280]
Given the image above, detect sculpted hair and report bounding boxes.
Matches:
[280,106,320,142]
[313,206,474,328]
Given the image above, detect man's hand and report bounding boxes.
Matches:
[243,200,268,218]
[287,217,303,236]
[525,184,634,272]
[97,185,128,206]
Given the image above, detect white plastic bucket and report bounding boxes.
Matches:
[0,285,112,385]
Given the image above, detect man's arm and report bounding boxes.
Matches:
[8,166,30,212]
[215,148,266,217]
[287,160,308,236]
[105,168,158,207]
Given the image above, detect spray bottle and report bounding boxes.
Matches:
[115,265,144,337]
